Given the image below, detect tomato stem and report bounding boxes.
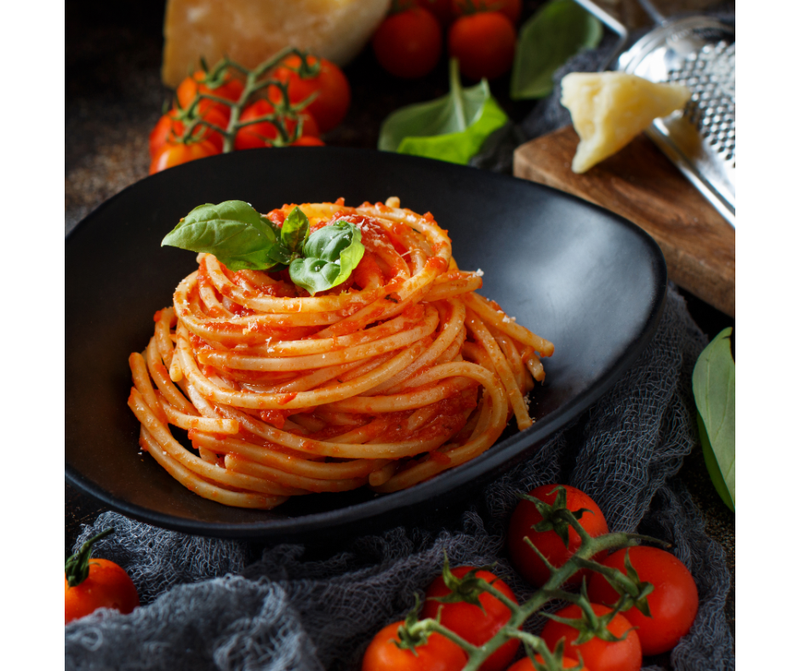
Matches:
[65,527,115,588]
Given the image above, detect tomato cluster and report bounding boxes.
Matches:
[149,54,349,174]
[362,484,700,671]
[371,0,521,81]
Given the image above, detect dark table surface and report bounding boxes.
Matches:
[65,0,734,650]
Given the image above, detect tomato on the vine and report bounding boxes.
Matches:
[421,565,519,671]
[588,546,699,655]
[507,655,586,670]
[507,484,609,588]
[361,621,467,671]
[448,11,516,80]
[372,7,443,79]
[149,106,228,158]
[149,138,220,174]
[540,604,641,671]
[176,69,244,119]
[451,0,521,24]
[234,99,320,150]
[268,55,350,133]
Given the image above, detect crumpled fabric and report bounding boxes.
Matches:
[65,285,733,671]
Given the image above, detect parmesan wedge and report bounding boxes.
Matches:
[561,72,691,173]
[161,0,391,88]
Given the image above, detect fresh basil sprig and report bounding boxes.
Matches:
[162,200,365,295]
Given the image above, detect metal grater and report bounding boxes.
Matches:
[574,1,736,227]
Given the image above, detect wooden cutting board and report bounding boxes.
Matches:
[513,126,735,317]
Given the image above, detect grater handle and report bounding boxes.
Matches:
[636,0,667,25]
[571,0,629,71]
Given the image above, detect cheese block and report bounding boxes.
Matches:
[560,72,691,173]
[161,0,391,88]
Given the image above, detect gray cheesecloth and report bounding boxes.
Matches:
[65,24,734,671]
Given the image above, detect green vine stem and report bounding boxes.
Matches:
[395,490,668,671]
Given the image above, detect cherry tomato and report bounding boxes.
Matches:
[448,11,516,80]
[234,99,320,150]
[269,55,350,132]
[507,655,587,671]
[149,106,228,158]
[412,0,454,25]
[540,604,641,671]
[361,621,468,671]
[372,7,443,79]
[587,546,699,655]
[291,135,326,146]
[421,566,519,671]
[176,70,244,120]
[507,484,609,588]
[451,0,521,24]
[149,138,220,174]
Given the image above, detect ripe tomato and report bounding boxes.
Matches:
[448,11,516,80]
[507,655,586,670]
[361,621,468,671]
[540,604,641,671]
[149,138,220,174]
[421,566,519,671]
[269,55,350,133]
[507,484,609,588]
[372,7,443,79]
[451,0,522,24]
[176,70,244,120]
[149,106,228,158]
[291,135,326,146]
[234,99,320,150]
[587,546,699,655]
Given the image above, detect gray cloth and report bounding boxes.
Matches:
[65,285,734,670]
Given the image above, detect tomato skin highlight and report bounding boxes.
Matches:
[507,655,586,671]
[421,566,519,671]
[507,484,609,588]
[372,8,443,79]
[588,546,699,655]
[269,55,350,133]
[540,604,642,671]
[361,621,468,671]
[447,12,516,80]
[149,139,220,174]
[65,558,139,624]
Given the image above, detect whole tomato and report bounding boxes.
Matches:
[588,546,699,655]
[176,69,245,119]
[269,54,350,132]
[448,11,516,80]
[234,99,320,150]
[149,138,220,174]
[540,604,641,671]
[451,0,522,24]
[361,620,468,671]
[507,655,586,670]
[65,529,139,624]
[507,484,609,588]
[149,106,228,158]
[421,565,519,671]
[372,7,443,79]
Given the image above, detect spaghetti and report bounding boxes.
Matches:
[127,198,554,509]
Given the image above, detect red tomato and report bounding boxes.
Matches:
[149,138,220,174]
[412,0,454,25]
[507,655,586,671]
[149,106,228,158]
[372,7,443,79]
[448,11,516,80]
[234,99,320,150]
[451,0,522,24]
[269,55,350,133]
[361,621,468,671]
[588,546,699,655]
[65,557,139,623]
[291,136,326,146]
[507,484,609,588]
[176,70,245,119]
[421,566,519,671]
[540,604,641,671]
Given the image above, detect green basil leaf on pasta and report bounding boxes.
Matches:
[510,0,603,100]
[290,221,365,295]
[161,200,282,271]
[281,206,310,257]
[378,58,508,165]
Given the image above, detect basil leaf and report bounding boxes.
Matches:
[161,200,281,271]
[510,0,603,100]
[692,327,735,510]
[281,206,310,257]
[290,221,365,295]
[378,58,508,165]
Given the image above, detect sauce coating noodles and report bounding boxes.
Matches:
[127,198,554,509]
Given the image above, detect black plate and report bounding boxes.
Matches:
[66,147,667,540]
